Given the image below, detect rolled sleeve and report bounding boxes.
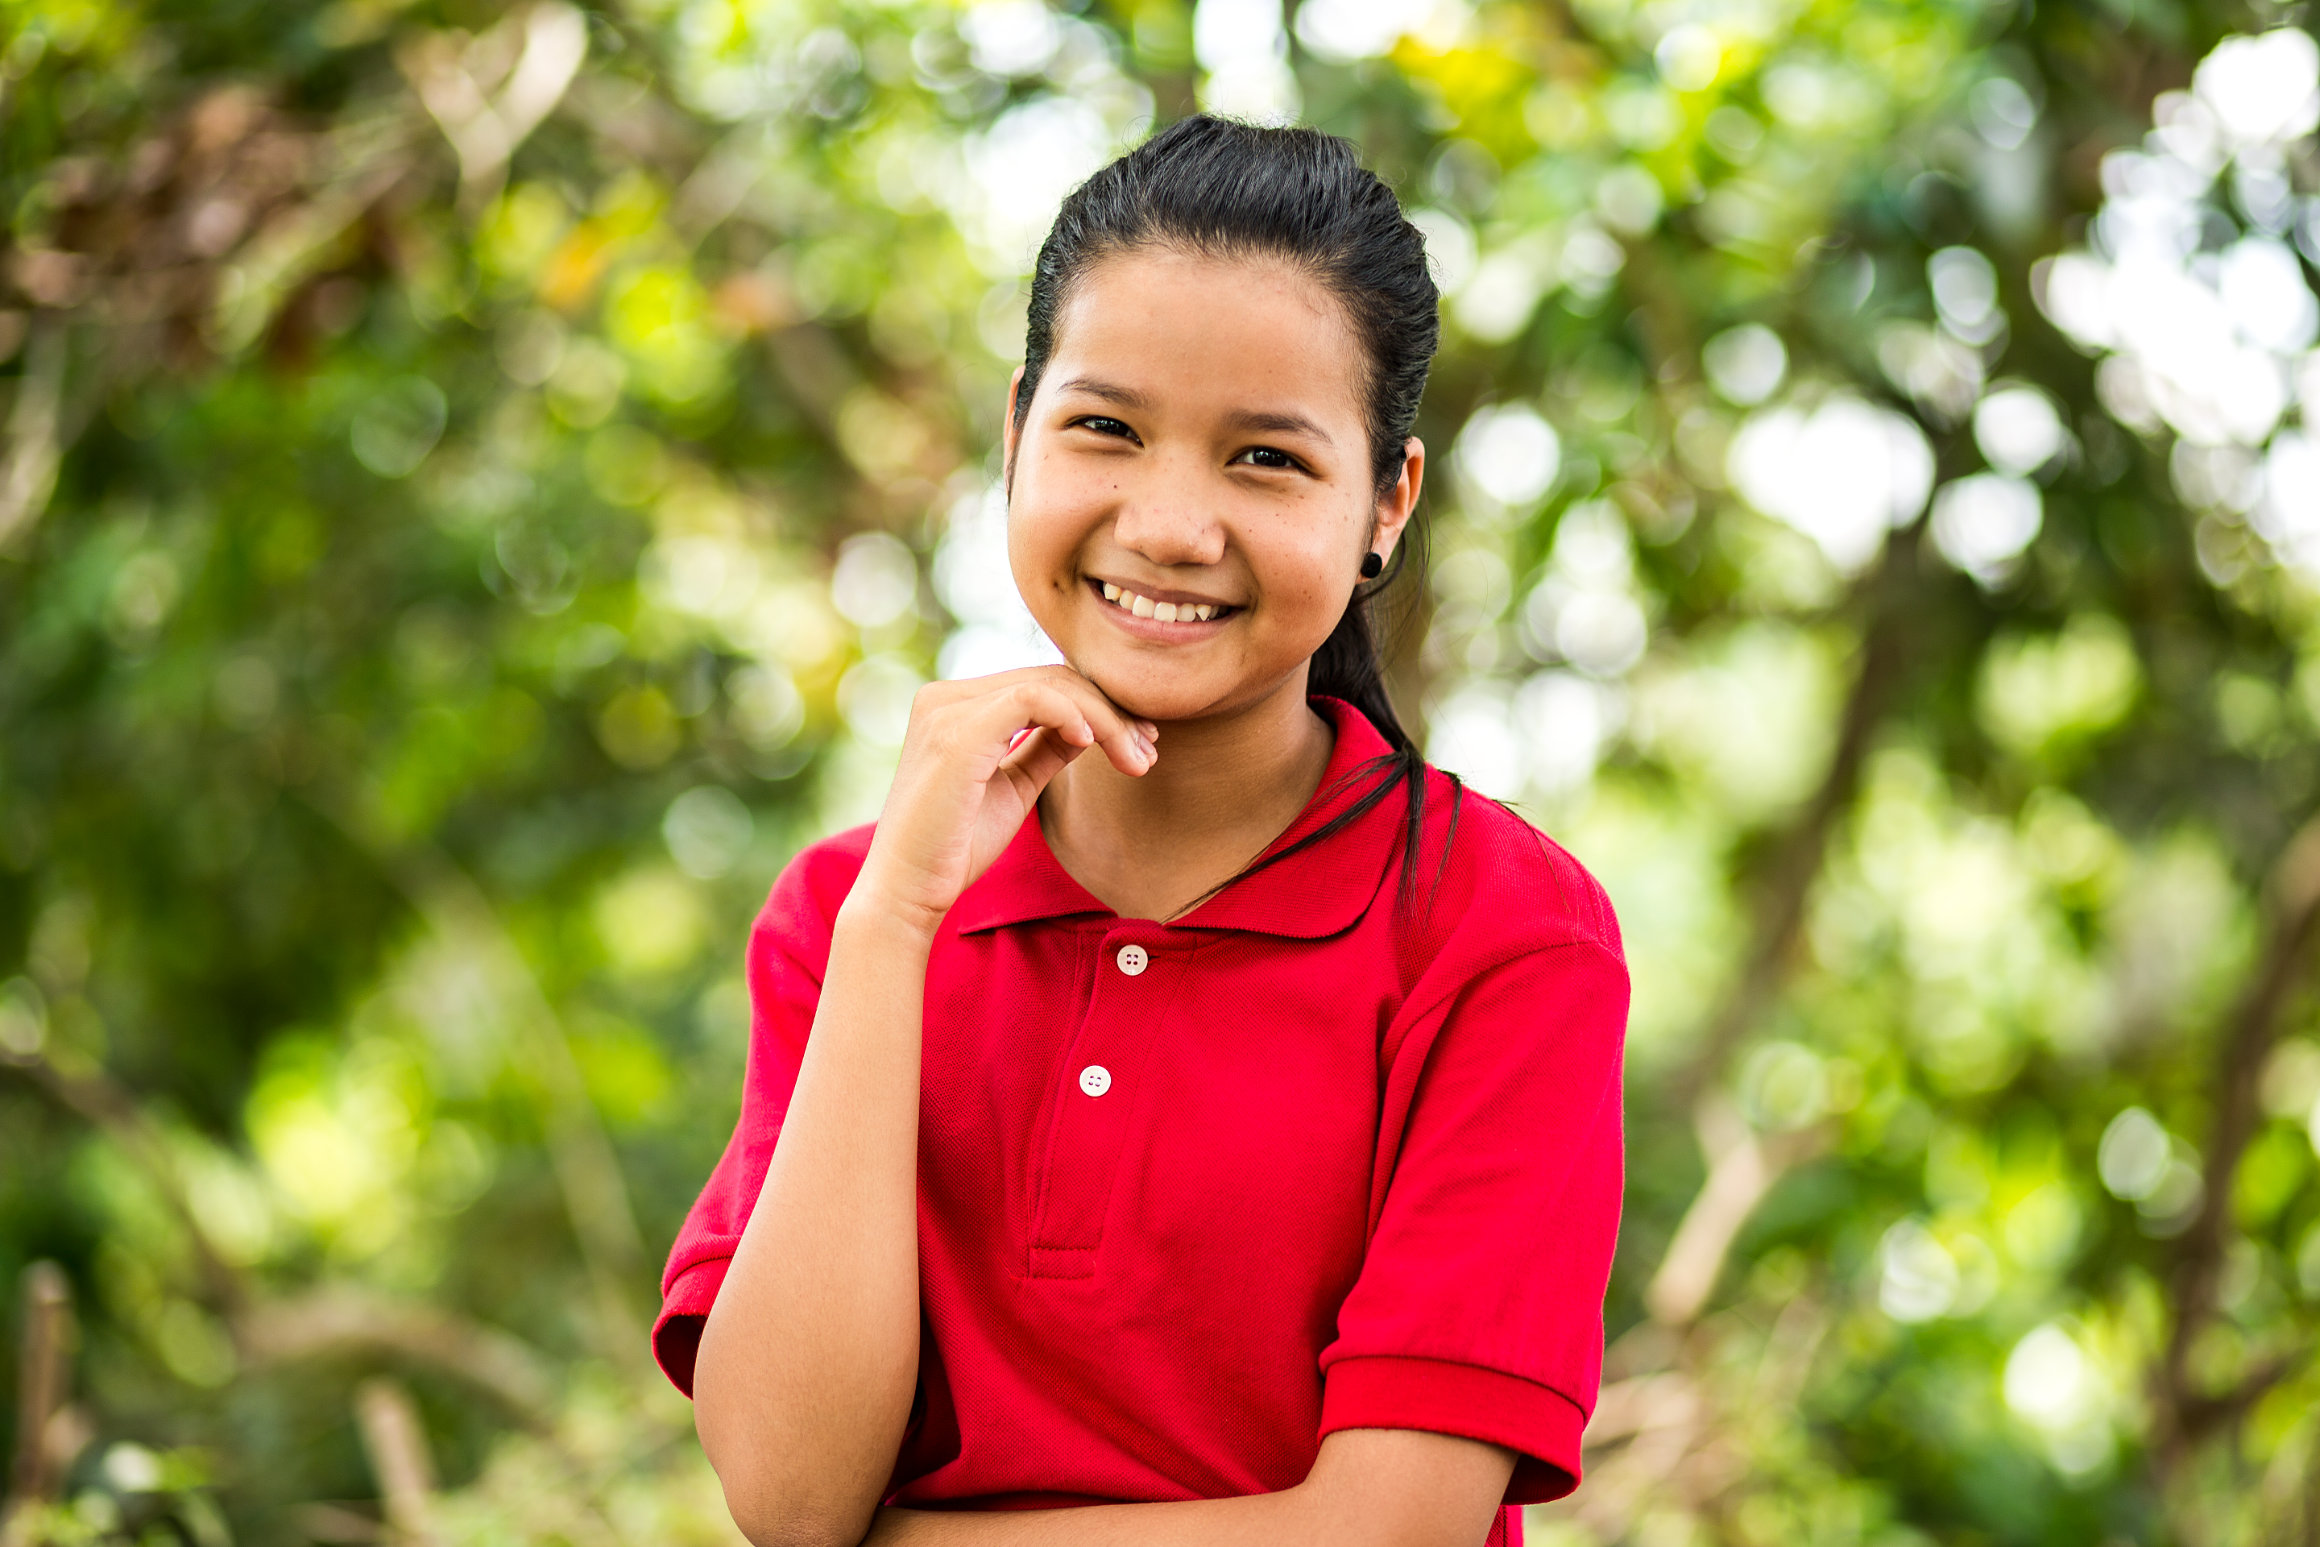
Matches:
[1319,940,1629,1503]
[1323,1356,1589,1499]
[652,1255,732,1395]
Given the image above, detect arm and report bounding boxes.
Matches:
[690,669,1157,1547]
[690,899,937,1547]
[865,1429,1517,1547]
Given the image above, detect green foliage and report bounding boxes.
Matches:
[4,0,2320,1543]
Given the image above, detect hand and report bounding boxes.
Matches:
[850,666,1155,933]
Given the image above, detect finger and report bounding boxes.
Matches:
[966,665,1159,754]
[1037,665,1160,745]
[1065,688,1155,776]
[997,723,1082,792]
[982,679,1153,775]
[1020,671,1157,775]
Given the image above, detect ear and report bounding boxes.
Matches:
[1001,366,1028,494]
[1368,436,1425,565]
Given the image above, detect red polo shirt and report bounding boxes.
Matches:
[655,695,1628,1546]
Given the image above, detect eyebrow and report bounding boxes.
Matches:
[1056,377,1152,411]
[1055,377,1337,447]
[1224,408,1336,447]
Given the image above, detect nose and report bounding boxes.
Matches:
[1111,450,1227,569]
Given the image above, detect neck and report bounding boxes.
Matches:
[1038,673,1337,923]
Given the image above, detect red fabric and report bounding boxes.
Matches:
[655,696,1628,1540]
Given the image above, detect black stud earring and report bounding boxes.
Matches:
[1359,551,1384,579]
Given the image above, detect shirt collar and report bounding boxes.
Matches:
[948,695,1406,940]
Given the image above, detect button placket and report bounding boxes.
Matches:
[1027,929,1177,1277]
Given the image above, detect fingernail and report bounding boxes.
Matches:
[1136,733,1156,761]
[1138,720,1159,739]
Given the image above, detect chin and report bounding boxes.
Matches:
[1076,672,1213,725]
[1071,652,1296,727]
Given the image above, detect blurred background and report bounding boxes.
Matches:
[3,0,2319,1542]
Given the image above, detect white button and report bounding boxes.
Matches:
[1116,943,1149,976]
[1079,1065,1113,1097]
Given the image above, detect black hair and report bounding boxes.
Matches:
[1013,114,1461,915]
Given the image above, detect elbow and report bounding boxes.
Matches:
[698,1411,878,1547]
[690,1334,910,1547]
[726,1502,867,1547]
[715,1474,874,1547]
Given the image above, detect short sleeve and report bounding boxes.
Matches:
[650,840,850,1395]
[1318,941,1628,1503]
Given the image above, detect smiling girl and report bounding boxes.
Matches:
[653,117,1630,1547]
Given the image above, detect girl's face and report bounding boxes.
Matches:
[1002,248,1422,726]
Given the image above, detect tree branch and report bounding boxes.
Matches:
[0,1055,560,1427]
[1644,1098,1828,1326]
[299,796,652,1367]
[2156,814,2320,1465]
[6,1263,77,1506]
[355,1378,442,1547]
[3,1054,248,1317]
[1668,522,1921,1112]
[238,1290,558,1428]
[0,320,65,553]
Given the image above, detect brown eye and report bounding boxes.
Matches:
[1232,446,1300,471]
[1076,416,1135,439]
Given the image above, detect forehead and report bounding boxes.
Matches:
[1044,247,1367,424]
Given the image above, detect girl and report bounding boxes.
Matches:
[654,116,1629,1547]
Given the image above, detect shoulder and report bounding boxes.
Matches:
[749,822,877,963]
[779,820,878,904]
[1370,764,1628,1083]
[1404,763,1624,967]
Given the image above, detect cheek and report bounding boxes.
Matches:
[1005,454,1099,596]
[1259,514,1360,619]
[1005,510,1064,603]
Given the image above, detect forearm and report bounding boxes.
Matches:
[868,1492,1309,1547]
[694,898,935,1547]
[864,1430,1515,1547]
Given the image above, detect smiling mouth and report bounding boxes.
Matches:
[1088,577,1239,624]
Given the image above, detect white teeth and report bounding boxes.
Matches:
[1100,583,1226,622]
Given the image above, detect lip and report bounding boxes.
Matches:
[1085,576,1235,637]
